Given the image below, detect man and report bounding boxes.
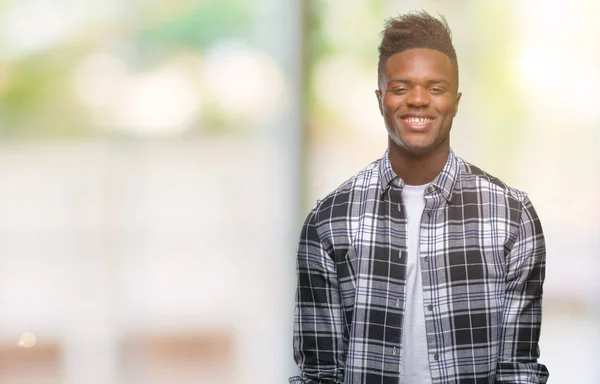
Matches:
[290,11,548,384]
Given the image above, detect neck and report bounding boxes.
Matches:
[387,137,449,186]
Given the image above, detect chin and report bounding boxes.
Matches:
[398,137,432,152]
[390,140,428,156]
[404,146,435,157]
[396,138,441,157]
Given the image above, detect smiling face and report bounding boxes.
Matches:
[376,48,461,158]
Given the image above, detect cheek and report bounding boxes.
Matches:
[383,104,397,120]
[382,100,392,112]
[444,98,458,115]
[383,96,402,111]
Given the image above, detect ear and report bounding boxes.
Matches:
[375,90,383,116]
[453,92,462,117]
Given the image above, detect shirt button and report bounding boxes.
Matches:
[427,211,432,217]
[427,305,433,311]
[427,185,434,193]
[434,353,439,360]
[424,256,430,263]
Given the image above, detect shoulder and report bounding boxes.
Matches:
[308,157,382,225]
[300,158,381,252]
[457,157,529,205]
[455,156,544,247]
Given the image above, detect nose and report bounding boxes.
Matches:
[407,86,430,108]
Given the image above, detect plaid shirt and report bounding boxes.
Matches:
[290,149,548,384]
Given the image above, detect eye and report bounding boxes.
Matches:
[390,88,409,95]
[429,87,446,94]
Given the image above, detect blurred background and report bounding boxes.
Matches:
[0,0,598,382]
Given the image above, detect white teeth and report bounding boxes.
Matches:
[404,117,432,125]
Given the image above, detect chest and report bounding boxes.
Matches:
[333,192,516,296]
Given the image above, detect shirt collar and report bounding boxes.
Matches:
[378,148,459,202]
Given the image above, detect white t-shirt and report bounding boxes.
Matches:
[400,184,433,384]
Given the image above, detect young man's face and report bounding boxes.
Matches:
[375,48,461,158]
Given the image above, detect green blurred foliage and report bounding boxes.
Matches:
[305,0,384,138]
[136,0,253,50]
[470,1,524,173]
[0,0,257,140]
[0,49,91,138]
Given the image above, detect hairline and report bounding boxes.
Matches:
[377,47,459,91]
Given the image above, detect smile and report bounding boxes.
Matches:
[401,116,435,129]
[402,117,434,125]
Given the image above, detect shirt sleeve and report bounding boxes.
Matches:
[289,209,346,384]
[495,195,549,383]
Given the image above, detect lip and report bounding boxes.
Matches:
[399,113,436,131]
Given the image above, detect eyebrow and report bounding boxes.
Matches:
[388,78,451,85]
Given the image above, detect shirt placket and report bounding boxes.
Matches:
[421,185,443,378]
[386,186,408,369]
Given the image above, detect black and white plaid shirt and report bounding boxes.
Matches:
[290,149,548,384]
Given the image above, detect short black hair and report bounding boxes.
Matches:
[378,11,458,87]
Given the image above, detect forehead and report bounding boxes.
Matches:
[383,48,456,84]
